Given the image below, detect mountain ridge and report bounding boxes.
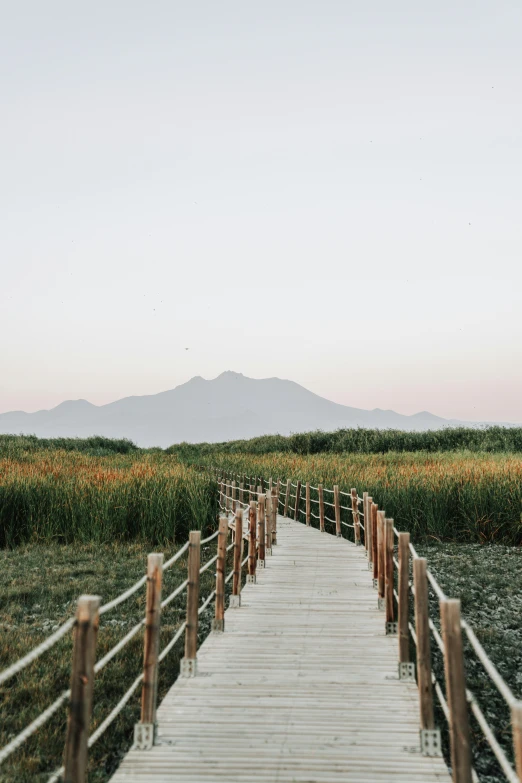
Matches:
[0,372,510,447]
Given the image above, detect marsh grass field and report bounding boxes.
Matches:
[1,433,522,783]
[0,540,222,783]
[0,441,217,548]
[189,451,522,543]
[417,544,522,782]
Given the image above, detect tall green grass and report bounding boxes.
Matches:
[0,434,139,457]
[168,426,522,457]
[0,450,217,548]
[193,451,522,544]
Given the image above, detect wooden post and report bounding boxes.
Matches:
[305,482,311,526]
[413,558,435,730]
[511,701,522,782]
[213,517,228,630]
[219,479,225,511]
[351,488,361,544]
[440,599,472,783]
[362,492,368,550]
[141,553,164,728]
[181,531,201,676]
[248,501,257,581]
[333,485,341,537]
[239,482,244,506]
[231,507,242,604]
[276,478,281,506]
[249,483,254,503]
[231,480,236,513]
[271,488,277,545]
[398,533,410,666]
[385,519,395,627]
[258,494,266,566]
[226,480,230,512]
[318,484,325,532]
[260,476,265,493]
[265,491,272,554]
[284,479,291,518]
[377,510,385,607]
[366,496,373,565]
[294,481,302,522]
[372,503,379,580]
[63,595,100,783]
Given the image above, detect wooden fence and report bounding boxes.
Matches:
[213,466,522,783]
[0,491,260,783]
[2,466,522,783]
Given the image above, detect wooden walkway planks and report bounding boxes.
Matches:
[110,517,451,782]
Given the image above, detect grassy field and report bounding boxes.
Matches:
[2,433,522,782]
[0,538,225,783]
[417,543,522,783]
[189,451,522,544]
[0,448,217,547]
[168,425,522,456]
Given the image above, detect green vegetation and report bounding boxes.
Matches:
[192,452,522,544]
[0,434,139,457]
[168,425,522,457]
[1,434,522,782]
[0,540,221,782]
[417,544,522,782]
[0,448,217,548]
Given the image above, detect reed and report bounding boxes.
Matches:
[0,451,217,547]
[194,452,522,543]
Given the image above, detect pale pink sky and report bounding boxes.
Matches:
[1,1,521,423]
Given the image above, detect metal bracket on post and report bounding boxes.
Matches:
[211,618,224,632]
[246,574,256,584]
[355,540,362,546]
[266,546,272,556]
[420,728,442,757]
[378,596,385,610]
[368,561,373,570]
[258,559,265,568]
[336,532,342,538]
[398,662,416,681]
[180,657,197,678]
[386,621,398,635]
[133,722,155,750]
[373,578,378,588]
[229,595,240,608]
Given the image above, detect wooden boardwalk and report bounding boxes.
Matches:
[110,515,450,782]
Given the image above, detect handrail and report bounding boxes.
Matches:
[1,520,231,779]
[0,536,193,689]
[10,464,517,782]
[212,465,522,783]
[0,617,76,687]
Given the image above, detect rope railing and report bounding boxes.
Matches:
[32,461,515,783]
[0,617,76,687]
[0,506,260,781]
[211,466,522,783]
[163,540,190,571]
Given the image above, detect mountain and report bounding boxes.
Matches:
[0,371,486,447]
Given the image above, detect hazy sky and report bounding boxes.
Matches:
[1,1,521,422]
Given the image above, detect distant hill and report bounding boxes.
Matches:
[0,371,504,448]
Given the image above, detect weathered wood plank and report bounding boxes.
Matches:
[110,517,450,783]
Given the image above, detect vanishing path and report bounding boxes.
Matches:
[110,516,450,782]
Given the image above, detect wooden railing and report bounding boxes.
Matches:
[0,494,266,783]
[212,466,522,783]
[3,465,521,783]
